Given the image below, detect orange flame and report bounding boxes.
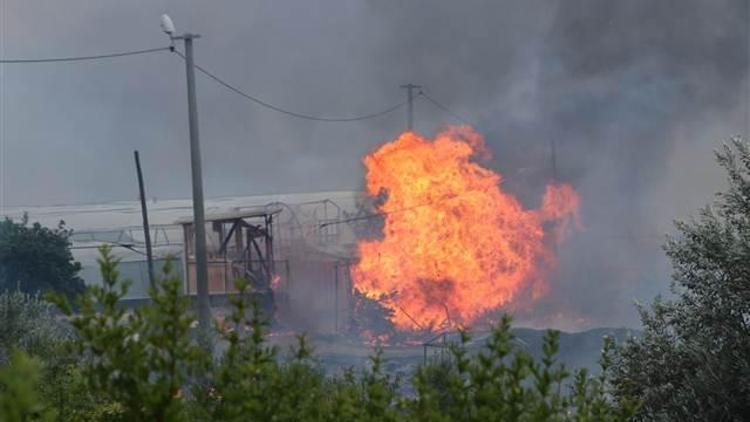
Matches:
[351,127,580,330]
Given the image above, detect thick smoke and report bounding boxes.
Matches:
[1,0,747,327]
[358,0,749,328]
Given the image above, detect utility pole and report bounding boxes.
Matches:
[173,30,211,333]
[401,83,421,131]
[133,150,155,289]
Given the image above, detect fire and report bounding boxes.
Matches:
[351,127,579,330]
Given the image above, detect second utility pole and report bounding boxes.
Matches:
[133,150,155,289]
[401,83,421,131]
[174,32,211,334]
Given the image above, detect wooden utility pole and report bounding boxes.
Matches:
[134,150,155,288]
[401,83,422,131]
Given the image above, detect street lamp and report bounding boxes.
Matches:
[161,14,211,333]
[160,14,176,36]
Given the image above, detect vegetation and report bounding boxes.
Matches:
[612,138,750,421]
[0,351,55,421]
[0,245,631,421]
[3,139,750,420]
[0,291,71,363]
[0,215,84,297]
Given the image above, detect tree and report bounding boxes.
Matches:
[50,245,206,421]
[0,215,84,297]
[613,137,750,421]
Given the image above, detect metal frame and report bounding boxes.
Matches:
[179,208,281,295]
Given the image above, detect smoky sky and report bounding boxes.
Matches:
[1,0,748,327]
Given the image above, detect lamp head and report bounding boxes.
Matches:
[160,14,176,36]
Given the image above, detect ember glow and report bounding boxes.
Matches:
[351,127,580,330]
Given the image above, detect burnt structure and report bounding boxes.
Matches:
[172,195,363,333]
[178,207,281,311]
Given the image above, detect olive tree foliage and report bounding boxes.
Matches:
[0,215,84,297]
[613,137,750,421]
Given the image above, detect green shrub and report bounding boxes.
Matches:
[406,318,635,421]
[0,350,55,421]
[50,245,205,421]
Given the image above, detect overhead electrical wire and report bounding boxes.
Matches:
[0,46,171,64]
[419,91,476,126]
[0,44,449,124]
[172,50,407,122]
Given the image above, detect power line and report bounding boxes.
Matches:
[0,45,409,122]
[173,50,407,122]
[419,91,476,126]
[0,46,171,64]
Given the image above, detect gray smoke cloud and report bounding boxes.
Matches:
[1,0,747,327]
